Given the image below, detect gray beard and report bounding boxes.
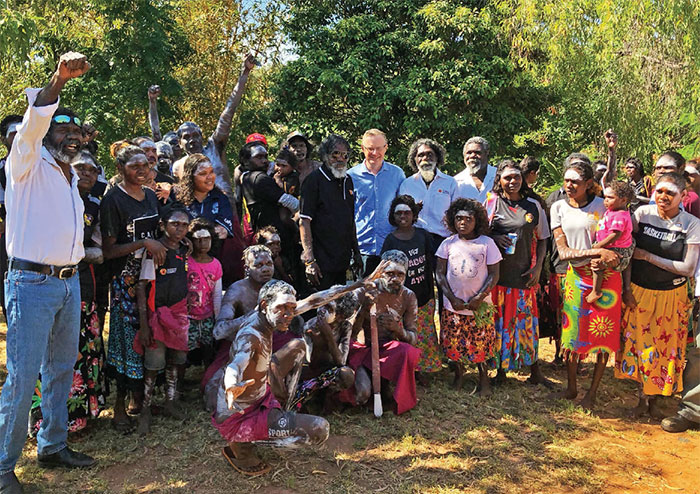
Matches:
[418,166,436,183]
[330,166,347,179]
[46,142,77,164]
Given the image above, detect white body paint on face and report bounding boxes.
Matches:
[251,145,267,158]
[502,170,521,179]
[456,210,472,218]
[655,181,681,194]
[265,293,297,329]
[564,169,583,181]
[394,204,412,213]
[193,229,211,238]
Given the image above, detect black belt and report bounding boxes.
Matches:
[9,259,78,279]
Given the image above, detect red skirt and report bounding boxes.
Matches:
[211,388,280,443]
[338,340,421,415]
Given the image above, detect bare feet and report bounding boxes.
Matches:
[585,290,602,304]
[137,407,151,436]
[579,393,596,411]
[627,396,650,418]
[223,444,271,476]
[452,367,464,390]
[526,363,555,389]
[648,398,665,420]
[478,377,492,397]
[491,369,507,387]
[163,400,185,420]
[551,388,577,401]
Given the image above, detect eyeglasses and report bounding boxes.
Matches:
[52,115,82,126]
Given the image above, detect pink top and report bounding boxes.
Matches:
[187,257,223,320]
[596,209,633,248]
[436,234,502,315]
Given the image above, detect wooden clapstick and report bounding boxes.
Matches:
[369,304,383,417]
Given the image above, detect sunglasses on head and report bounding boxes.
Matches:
[52,115,82,126]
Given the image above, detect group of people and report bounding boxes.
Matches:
[0,51,698,491]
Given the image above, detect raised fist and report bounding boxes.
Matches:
[56,52,90,81]
[148,85,161,101]
[604,129,617,150]
[243,53,259,71]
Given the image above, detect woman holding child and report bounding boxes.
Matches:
[615,172,700,418]
[549,155,619,410]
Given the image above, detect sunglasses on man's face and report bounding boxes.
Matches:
[52,115,82,127]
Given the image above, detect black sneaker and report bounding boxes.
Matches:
[37,447,96,469]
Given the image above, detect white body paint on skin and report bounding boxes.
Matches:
[394,204,412,213]
[655,182,681,194]
[564,169,583,181]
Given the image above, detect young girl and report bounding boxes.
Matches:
[186,218,223,369]
[135,208,191,435]
[436,199,502,396]
[586,181,636,303]
[381,195,442,377]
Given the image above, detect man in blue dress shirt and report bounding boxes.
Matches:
[347,129,405,276]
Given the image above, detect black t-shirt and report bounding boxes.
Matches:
[241,170,284,232]
[141,244,188,309]
[381,227,434,306]
[300,165,355,274]
[155,170,175,185]
[631,205,700,290]
[490,196,547,289]
[100,186,160,277]
[78,194,100,303]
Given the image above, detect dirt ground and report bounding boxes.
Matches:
[0,323,698,494]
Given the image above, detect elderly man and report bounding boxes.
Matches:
[152,54,256,196]
[455,136,496,204]
[300,135,362,290]
[399,138,457,250]
[0,52,96,494]
[348,129,405,275]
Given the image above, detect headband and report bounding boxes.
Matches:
[394,204,412,213]
[5,123,19,138]
[193,229,211,238]
[564,169,583,181]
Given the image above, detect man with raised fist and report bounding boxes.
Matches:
[0,51,96,494]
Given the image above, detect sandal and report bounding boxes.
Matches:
[222,446,271,477]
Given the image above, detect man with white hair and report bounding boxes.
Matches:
[455,136,496,204]
[300,135,362,290]
[398,138,457,250]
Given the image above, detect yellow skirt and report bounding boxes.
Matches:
[615,283,690,396]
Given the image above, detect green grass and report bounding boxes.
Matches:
[0,322,697,494]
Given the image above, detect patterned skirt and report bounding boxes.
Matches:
[105,270,144,389]
[188,315,215,351]
[414,299,442,372]
[561,264,621,358]
[492,285,539,371]
[615,283,690,396]
[29,300,106,435]
[440,308,496,365]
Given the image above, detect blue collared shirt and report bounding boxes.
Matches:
[347,160,405,256]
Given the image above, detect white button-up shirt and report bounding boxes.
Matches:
[399,169,458,238]
[6,88,85,266]
[455,164,497,204]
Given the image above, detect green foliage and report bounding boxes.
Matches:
[271,0,551,173]
[499,0,700,178]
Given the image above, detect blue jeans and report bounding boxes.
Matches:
[0,268,80,474]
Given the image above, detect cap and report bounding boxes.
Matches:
[246,133,267,146]
[285,131,312,149]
